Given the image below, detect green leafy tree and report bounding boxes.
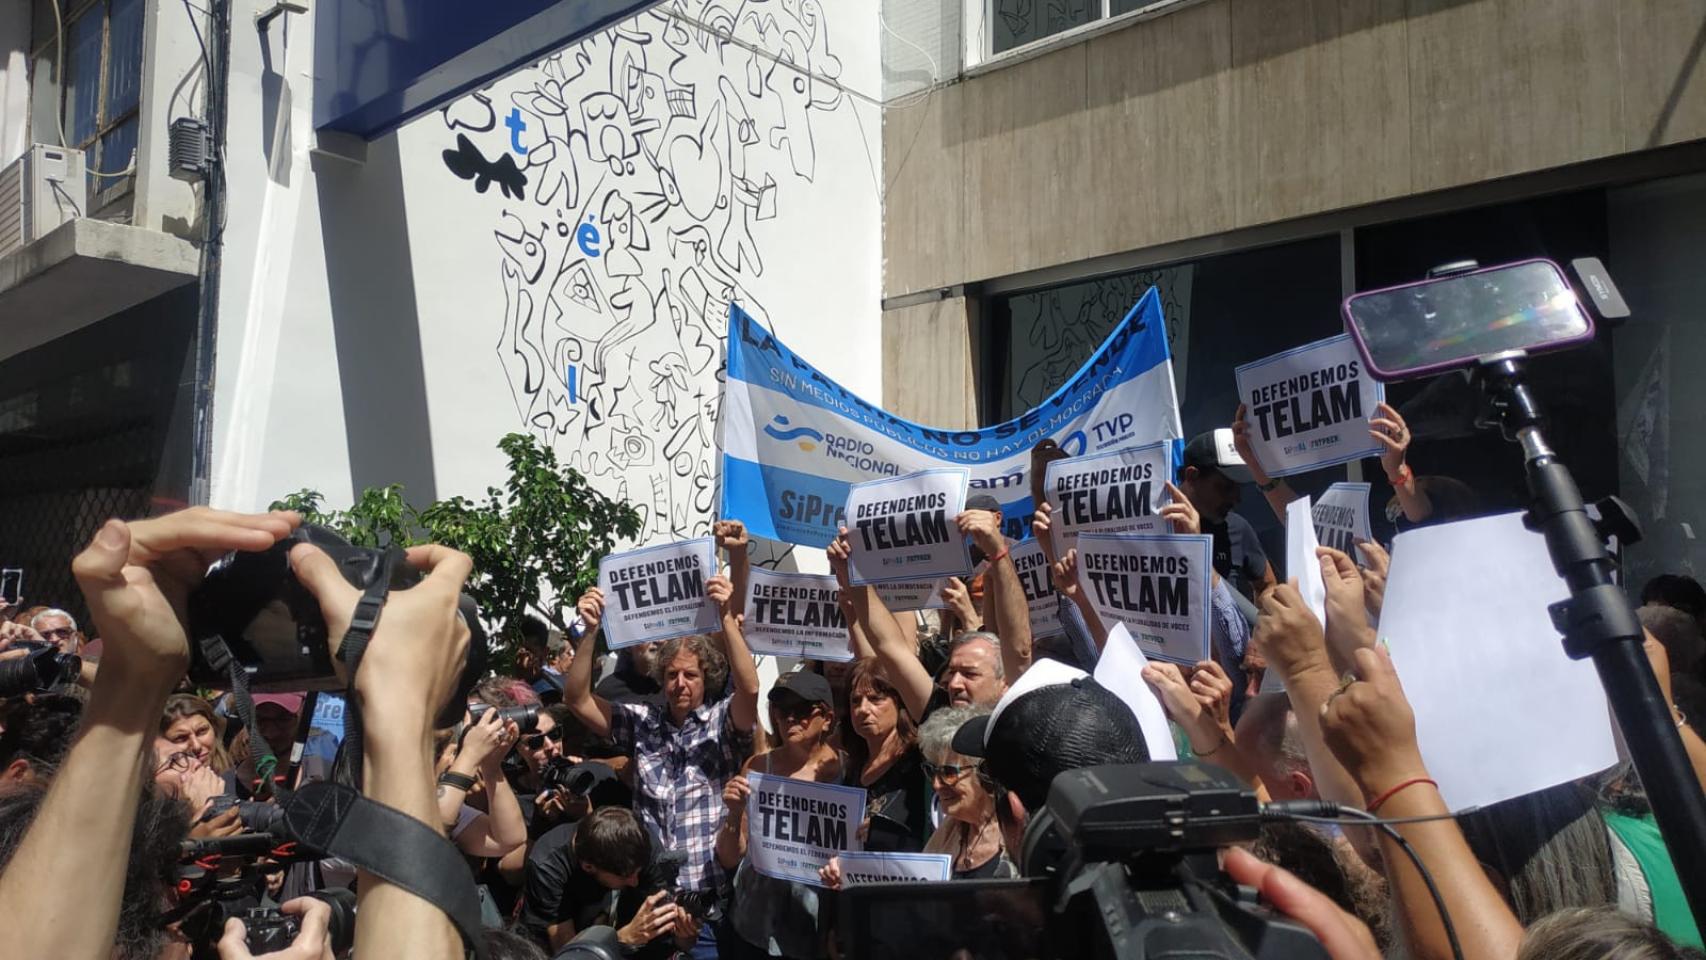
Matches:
[271,434,643,642]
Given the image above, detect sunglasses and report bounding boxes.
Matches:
[922,761,980,784]
[155,751,197,775]
[772,700,826,720]
[38,628,74,641]
[521,728,565,749]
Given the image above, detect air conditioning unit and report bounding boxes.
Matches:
[0,144,88,260]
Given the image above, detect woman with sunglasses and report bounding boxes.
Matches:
[918,704,1017,880]
[716,669,847,959]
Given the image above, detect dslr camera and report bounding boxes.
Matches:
[187,524,487,727]
[468,701,540,734]
[239,889,357,957]
[0,642,80,697]
[843,762,1330,960]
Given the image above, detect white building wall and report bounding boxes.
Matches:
[206,1,884,556]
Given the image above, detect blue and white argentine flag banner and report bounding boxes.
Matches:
[723,288,1182,548]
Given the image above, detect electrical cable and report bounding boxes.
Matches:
[1263,802,1465,960]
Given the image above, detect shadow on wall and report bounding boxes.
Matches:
[312,136,439,506]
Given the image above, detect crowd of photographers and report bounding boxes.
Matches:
[1,406,1705,960]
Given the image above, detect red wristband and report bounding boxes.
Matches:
[1386,463,1413,487]
[1365,776,1437,814]
[987,544,1010,565]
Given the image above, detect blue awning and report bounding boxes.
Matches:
[313,0,662,139]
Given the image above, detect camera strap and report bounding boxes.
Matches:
[329,549,401,789]
[200,634,279,797]
[281,781,490,960]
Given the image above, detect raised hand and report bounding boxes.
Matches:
[722,773,751,814]
[1231,404,1273,485]
[1160,482,1201,535]
[956,509,1005,558]
[1355,540,1390,619]
[714,520,751,556]
[1050,549,1083,601]
[706,574,735,609]
[818,856,845,891]
[826,528,854,588]
[1252,580,1333,685]
[1189,659,1235,732]
[1319,646,1429,803]
[1031,502,1060,566]
[1369,402,1411,479]
[940,577,981,631]
[1316,546,1375,671]
[458,708,512,771]
[575,587,605,637]
[1142,661,1223,755]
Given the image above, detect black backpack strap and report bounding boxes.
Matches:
[282,782,488,959]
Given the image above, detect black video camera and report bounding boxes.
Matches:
[0,642,80,697]
[842,762,1330,960]
[651,849,722,923]
[202,795,288,836]
[187,524,487,727]
[539,758,606,797]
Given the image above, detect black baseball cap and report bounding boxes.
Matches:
[1181,429,1253,484]
[951,660,1149,811]
[965,493,1003,515]
[768,670,834,708]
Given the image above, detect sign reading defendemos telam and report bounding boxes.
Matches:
[1010,539,1062,639]
[1075,533,1213,666]
[1312,481,1373,557]
[746,772,866,885]
[837,852,952,885]
[1043,441,1172,557]
[1234,334,1385,477]
[743,568,854,662]
[845,469,973,586]
[596,538,720,649]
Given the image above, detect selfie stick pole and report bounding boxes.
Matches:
[1476,353,1706,925]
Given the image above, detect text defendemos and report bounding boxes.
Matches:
[743,568,854,661]
[746,773,866,885]
[845,469,973,585]
[1235,334,1385,476]
[596,538,720,648]
[1075,533,1214,665]
[1043,441,1173,556]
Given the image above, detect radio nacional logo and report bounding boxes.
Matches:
[764,415,824,452]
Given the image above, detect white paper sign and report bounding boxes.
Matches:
[1010,539,1062,639]
[1312,482,1372,558]
[597,538,719,649]
[1076,533,1213,666]
[837,851,953,885]
[1043,441,1173,557]
[1093,622,1179,762]
[744,569,854,662]
[1286,496,1327,627]
[1234,335,1386,476]
[746,773,866,885]
[873,579,950,612]
[845,469,972,585]
[1379,513,1618,811]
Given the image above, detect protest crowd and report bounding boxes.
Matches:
[1,382,1705,960]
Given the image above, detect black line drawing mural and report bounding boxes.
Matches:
[439,0,860,567]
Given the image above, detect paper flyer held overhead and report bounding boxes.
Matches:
[1378,512,1618,812]
[1286,495,1327,627]
[845,469,973,585]
[1093,622,1179,762]
[1234,334,1386,476]
[746,773,866,886]
[1010,539,1062,639]
[837,852,953,885]
[596,538,719,649]
[1312,482,1372,559]
[1042,440,1173,557]
[1075,533,1213,666]
[743,568,854,662]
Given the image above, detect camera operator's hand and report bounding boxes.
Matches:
[617,891,679,948]
[1252,581,1333,687]
[74,509,299,700]
[671,907,703,949]
[955,509,1005,559]
[1222,847,1378,960]
[190,806,244,840]
[1316,547,1375,673]
[0,620,45,651]
[722,773,751,814]
[1159,482,1201,536]
[218,896,335,960]
[1355,540,1389,620]
[1319,646,1428,802]
[575,587,605,638]
[458,708,513,772]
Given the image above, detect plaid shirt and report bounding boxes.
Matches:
[609,696,750,893]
